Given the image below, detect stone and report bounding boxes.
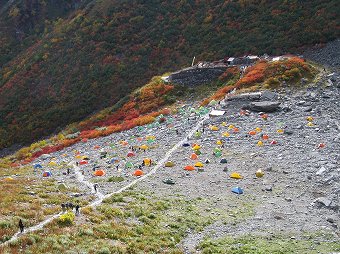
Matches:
[315,197,332,207]
[326,217,335,224]
[316,166,327,175]
[264,186,273,191]
[261,90,278,100]
[297,100,306,106]
[249,101,281,112]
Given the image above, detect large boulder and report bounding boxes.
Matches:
[248,101,281,112]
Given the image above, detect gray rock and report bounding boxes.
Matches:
[261,90,278,100]
[248,101,281,112]
[315,197,332,207]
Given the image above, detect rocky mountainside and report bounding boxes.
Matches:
[0,0,339,151]
[0,62,339,253]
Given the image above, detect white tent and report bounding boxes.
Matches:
[209,110,226,117]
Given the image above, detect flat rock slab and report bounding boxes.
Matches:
[248,101,281,112]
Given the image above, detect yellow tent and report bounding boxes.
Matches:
[210,126,219,131]
[228,124,235,129]
[222,132,230,137]
[230,172,243,179]
[221,122,227,127]
[255,169,264,177]
[4,177,14,181]
[192,144,201,150]
[75,155,82,159]
[49,161,57,166]
[216,140,223,145]
[255,127,262,132]
[165,161,175,167]
[143,158,151,166]
[257,140,264,146]
[194,162,204,167]
[140,144,149,150]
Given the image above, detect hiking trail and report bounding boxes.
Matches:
[0,113,209,246]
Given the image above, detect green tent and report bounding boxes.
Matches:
[125,162,134,168]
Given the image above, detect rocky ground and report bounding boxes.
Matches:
[15,67,338,253]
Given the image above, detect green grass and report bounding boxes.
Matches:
[198,232,340,254]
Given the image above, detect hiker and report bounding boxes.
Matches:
[75,205,80,215]
[149,159,152,165]
[202,128,205,133]
[19,219,24,233]
[94,184,98,193]
[116,165,119,170]
[68,203,74,210]
[141,161,145,167]
[175,129,179,135]
[76,162,79,166]
[138,165,142,170]
[61,203,66,213]
[67,168,70,175]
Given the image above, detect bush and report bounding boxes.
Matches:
[108,176,125,183]
[58,212,75,227]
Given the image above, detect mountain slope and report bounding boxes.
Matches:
[0,0,338,150]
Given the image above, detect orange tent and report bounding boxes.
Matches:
[249,130,256,135]
[94,170,106,176]
[190,153,198,160]
[133,169,144,176]
[94,145,100,149]
[82,138,88,142]
[184,165,195,171]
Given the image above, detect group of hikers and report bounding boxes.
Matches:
[61,202,80,215]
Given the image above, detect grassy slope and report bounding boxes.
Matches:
[0,0,338,149]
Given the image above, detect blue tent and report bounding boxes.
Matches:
[110,158,119,164]
[220,158,228,164]
[34,164,43,169]
[182,143,190,147]
[232,187,243,194]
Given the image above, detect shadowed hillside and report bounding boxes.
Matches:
[0,0,338,150]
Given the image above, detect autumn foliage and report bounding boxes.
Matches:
[202,57,313,105]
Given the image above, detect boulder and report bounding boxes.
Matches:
[248,101,281,112]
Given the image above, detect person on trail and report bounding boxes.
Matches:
[202,128,205,133]
[141,161,145,167]
[116,165,119,170]
[75,205,80,215]
[176,129,179,135]
[149,159,152,165]
[76,162,79,166]
[68,203,74,211]
[61,203,66,213]
[19,219,24,233]
[67,168,70,175]
[94,184,98,193]
[138,165,142,170]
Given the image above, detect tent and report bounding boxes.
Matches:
[194,131,202,138]
[182,143,190,147]
[48,161,57,166]
[75,155,82,159]
[214,151,222,157]
[222,132,230,137]
[216,140,223,145]
[184,165,195,171]
[165,161,175,167]
[140,144,149,150]
[205,159,210,164]
[210,126,219,131]
[58,183,68,190]
[143,158,151,166]
[190,153,198,160]
[34,164,43,169]
[255,169,264,177]
[194,150,201,155]
[230,172,243,179]
[194,162,204,167]
[79,160,88,165]
[43,171,52,177]
[133,169,144,176]
[125,162,134,168]
[4,177,14,181]
[94,145,100,149]
[110,158,119,164]
[232,187,243,194]
[209,100,217,106]
[192,144,201,150]
[82,156,89,160]
[220,158,228,164]
[209,110,225,117]
[127,151,135,157]
[82,138,88,142]
[94,170,106,176]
